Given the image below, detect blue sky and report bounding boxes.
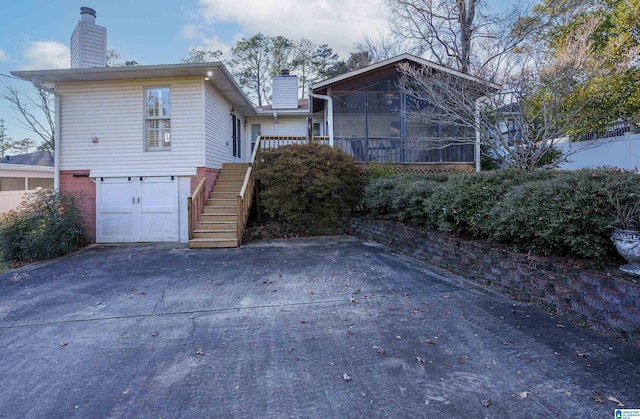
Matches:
[0,0,512,145]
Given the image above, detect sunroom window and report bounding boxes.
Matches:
[145,87,171,150]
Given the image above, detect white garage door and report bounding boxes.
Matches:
[96,176,179,243]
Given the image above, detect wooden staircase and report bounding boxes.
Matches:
[188,163,251,248]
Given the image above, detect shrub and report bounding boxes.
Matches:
[362,167,635,264]
[365,174,444,228]
[431,168,556,236]
[487,170,617,260]
[257,143,361,231]
[0,190,87,262]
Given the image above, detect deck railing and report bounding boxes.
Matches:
[187,176,207,241]
[236,135,263,246]
[256,135,473,163]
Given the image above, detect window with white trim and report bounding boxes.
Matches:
[145,87,171,150]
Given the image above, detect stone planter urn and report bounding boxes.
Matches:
[611,228,640,276]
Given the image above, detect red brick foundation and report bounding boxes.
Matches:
[191,167,219,195]
[60,170,96,243]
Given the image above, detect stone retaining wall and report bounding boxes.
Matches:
[350,217,640,347]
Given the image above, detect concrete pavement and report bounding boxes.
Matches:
[0,236,638,418]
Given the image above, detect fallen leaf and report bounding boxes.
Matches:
[416,357,425,364]
[349,296,358,303]
[425,339,435,345]
[396,335,402,340]
[557,323,567,328]
[196,349,205,355]
[594,395,605,404]
[482,399,492,407]
[411,309,419,315]
[607,395,625,407]
[576,351,589,358]
[517,391,529,399]
[59,341,69,347]
[377,349,385,355]
[151,332,158,337]
[343,373,351,382]
[442,295,451,299]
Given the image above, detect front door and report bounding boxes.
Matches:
[96,176,179,242]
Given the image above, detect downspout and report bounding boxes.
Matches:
[474,96,487,173]
[310,92,333,146]
[31,80,61,189]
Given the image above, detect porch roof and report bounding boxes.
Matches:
[310,53,500,113]
[12,62,257,117]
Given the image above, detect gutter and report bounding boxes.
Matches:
[31,79,61,189]
[309,92,334,146]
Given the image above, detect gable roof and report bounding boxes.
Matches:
[311,53,500,91]
[11,63,257,117]
[0,151,54,166]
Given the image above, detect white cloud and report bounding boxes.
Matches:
[21,41,70,70]
[193,0,389,58]
[0,49,9,62]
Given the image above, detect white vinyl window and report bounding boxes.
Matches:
[145,87,171,150]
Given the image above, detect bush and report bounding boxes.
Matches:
[430,168,557,236]
[487,171,617,260]
[363,167,636,264]
[365,174,445,228]
[257,143,361,232]
[0,190,87,262]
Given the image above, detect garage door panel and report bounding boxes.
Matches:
[138,177,179,242]
[96,176,179,243]
[96,178,136,243]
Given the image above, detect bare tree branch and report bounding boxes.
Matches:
[1,80,54,151]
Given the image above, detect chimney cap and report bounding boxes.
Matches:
[80,7,96,17]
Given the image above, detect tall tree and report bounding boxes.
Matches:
[384,0,541,74]
[107,49,138,67]
[399,12,639,171]
[322,51,372,79]
[270,36,295,75]
[228,33,273,106]
[1,80,54,151]
[181,48,223,63]
[0,119,15,157]
[291,39,317,98]
[13,138,36,154]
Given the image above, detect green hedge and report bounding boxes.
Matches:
[364,168,638,263]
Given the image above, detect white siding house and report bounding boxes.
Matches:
[12,63,257,244]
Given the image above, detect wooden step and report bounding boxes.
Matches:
[195,220,236,230]
[199,213,237,222]
[210,192,238,199]
[203,205,237,215]
[213,179,243,187]
[211,186,242,193]
[193,229,236,239]
[189,238,239,248]
[206,198,236,206]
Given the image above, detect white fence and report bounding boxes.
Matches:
[0,190,36,215]
[557,133,640,171]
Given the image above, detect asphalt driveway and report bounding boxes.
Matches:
[0,236,638,418]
